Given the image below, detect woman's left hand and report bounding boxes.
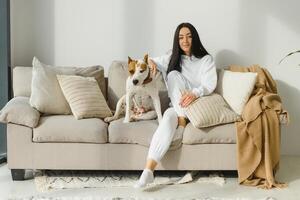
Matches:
[179,91,197,108]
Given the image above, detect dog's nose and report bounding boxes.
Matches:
[133,79,139,85]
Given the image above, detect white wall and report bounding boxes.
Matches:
[11,0,300,155]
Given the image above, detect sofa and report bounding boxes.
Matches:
[4,61,242,181]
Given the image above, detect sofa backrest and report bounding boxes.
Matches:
[13,66,32,97]
[12,64,169,112]
[12,66,107,99]
[107,61,170,113]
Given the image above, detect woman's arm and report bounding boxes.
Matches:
[192,55,217,97]
[149,52,171,74]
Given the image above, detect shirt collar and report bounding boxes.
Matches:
[181,54,195,61]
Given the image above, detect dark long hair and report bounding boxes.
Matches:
[167,23,209,74]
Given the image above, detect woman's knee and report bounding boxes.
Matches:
[163,108,178,122]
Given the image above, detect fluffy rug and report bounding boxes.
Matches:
[34,170,225,192]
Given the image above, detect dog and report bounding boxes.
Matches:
[104,54,163,124]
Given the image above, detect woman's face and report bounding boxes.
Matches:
[179,27,192,56]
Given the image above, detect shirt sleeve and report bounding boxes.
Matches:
[150,51,172,73]
[192,55,217,97]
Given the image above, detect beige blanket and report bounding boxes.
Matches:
[229,65,288,189]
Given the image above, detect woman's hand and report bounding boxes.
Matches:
[148,58,157,76]
[179,91,197,108]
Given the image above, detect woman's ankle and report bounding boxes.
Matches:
[145,158,157,171]
[178,117,187,127]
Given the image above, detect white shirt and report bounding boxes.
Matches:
[151,52,217,97]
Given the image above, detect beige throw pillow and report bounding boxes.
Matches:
[57,75,112,120]
[216,70,257,115]
[30,57,105,115]
[0,97,40,128]
[184,93,240,128]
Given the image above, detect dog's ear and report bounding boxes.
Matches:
[128,56,133,64]
[143,54,148,64]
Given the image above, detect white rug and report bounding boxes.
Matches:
[34,170,225,192]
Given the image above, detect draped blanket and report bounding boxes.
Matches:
[229,65,288,189]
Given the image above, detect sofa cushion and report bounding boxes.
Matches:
[216,70,257,115]
[33,115,108,143]
[0,97,40,128]
[57,75,112,119]
[108,118,182,150]
[107,61,170,113]
[184,93,240,128]
[182,122,236,144]
[30,57,106,115]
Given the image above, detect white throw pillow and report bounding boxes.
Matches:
[57,75,112,120]
[216,70,257,115]
[30,57,105,115]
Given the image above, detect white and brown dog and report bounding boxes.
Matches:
[104,54,163,123]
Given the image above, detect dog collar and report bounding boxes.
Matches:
[142,70,152,85]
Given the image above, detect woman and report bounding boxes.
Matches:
[134,22,217,188]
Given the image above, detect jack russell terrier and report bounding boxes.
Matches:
[104,54,163,123]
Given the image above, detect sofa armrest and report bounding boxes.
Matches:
[7,123,33,170]
[0,96,40,128]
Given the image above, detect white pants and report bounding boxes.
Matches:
[147,71,192,162]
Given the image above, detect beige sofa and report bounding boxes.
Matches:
[6,61,238,181]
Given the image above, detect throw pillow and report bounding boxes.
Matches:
[216,70,257,115]
[184,93,240,128]
[57,75,112,120]
[0,97,40,128]
[30,57,105,115]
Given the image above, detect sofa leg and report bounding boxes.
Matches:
[11,169,25,181]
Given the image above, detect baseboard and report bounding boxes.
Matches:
[0,153,7,164]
